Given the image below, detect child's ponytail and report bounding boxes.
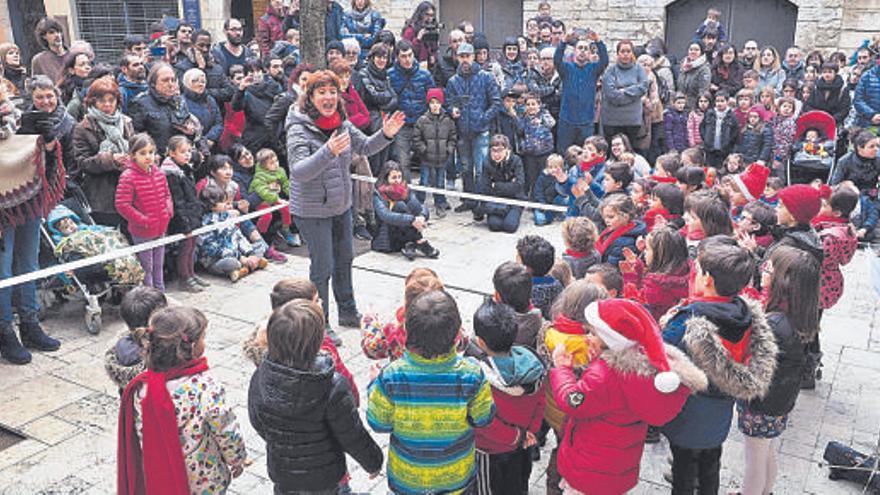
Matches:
[143,306,208,371]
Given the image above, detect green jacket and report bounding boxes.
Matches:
[249,165,290,204]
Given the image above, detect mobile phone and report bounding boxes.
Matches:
[19,110,47,131]
[150,46,167,57]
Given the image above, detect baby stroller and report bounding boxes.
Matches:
[788,110,837,185]
[37,192,138,334]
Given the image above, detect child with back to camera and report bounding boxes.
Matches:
[248,299,383,494]
[561,216,601,279]
[118,306,247,495]
[491,261,544,350]
[516,234,564,320]
[104,286,167,394]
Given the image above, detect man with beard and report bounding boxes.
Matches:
[779,46,806,86]
[231,56,286,153]
[433,30,464,89]
[555,29,608,152]
[117,55,148,114]
[446,43,501,214]
[31,17,68,82]
[176,30,235,106]
[527,46,561,120]
[213,18,255,75]
[740,40,759,68]
[388,40,435,174]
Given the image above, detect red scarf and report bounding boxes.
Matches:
[811,214,848,227]
[595,222,636,255]
[649,174,677,184]
[579,156,604,173]
[315,111,343,131]
[118,357,209,495]
[553,315,585,335]
[378,183,409,202]
[681,224,706,242]
[565,248,593,259]
[644,207,672,231]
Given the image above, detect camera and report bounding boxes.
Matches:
[421,19,445,44]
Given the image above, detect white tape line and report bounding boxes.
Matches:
[351,174,570,213]
[0,201,290,291]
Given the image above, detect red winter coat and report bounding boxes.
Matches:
[115,160,173,239]
[812,217,858,309]
[342,85,371,131]
[256,6,286,57]
[550,345,706,495]
[623,260,691,321]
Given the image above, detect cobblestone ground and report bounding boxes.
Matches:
[0,207,877,494]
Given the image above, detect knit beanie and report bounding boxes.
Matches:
[426,87,444,104]
[326,40,345,56]
[778,184,821,224]
[732,163,770,202]
[584,299,681,393]
[473,33,490,53]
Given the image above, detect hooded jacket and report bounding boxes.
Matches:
[413,110,457,168]
[285,109,392,218]
[519,109,556,156]
[765,224,825,268]
[473,346,546,454]
[445,63,502,136]
[72,113,134,215]
[248,354,383,492]
[661,296,778,449]
[805,75,851,125]
[551,344,708,494]
[699,108,740,153]
[813,218,858,309]
[664,107,689,152]
[388,62,435,124]
[160,157,202,234]
[114,160,173,239]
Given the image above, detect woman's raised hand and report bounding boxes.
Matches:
[382,111,407,138]
[327,129,351,157]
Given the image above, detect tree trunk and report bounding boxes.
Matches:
[300,0,327,68]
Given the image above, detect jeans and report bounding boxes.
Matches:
[556,119,594,153]
[458,131,490,205]
[487,206,522,233]
[534,196,567,225]
[294,208,357,319]
[670,444,723,495]
[0,218,41,325]
[417,166,447,206]
[393,123,415,180]
[132,235,166,292]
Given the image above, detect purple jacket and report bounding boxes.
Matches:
[663,107,689,152]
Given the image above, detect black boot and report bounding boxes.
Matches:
[19,320,61,352]
[415,240,440,259]
[0,324,31,364]
[800,352,820,390]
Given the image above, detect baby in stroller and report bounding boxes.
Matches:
[792,127,836,170]
[46,204,144,286]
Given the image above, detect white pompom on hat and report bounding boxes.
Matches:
[584,299,681,394]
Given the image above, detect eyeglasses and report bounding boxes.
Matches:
[575,45,590,51]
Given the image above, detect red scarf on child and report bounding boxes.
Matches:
[579,156,604,173]
[118,357,209,495]
[378,183,410,202]
[553,315,585,335]
[644,207,674,231]
[649,174,677,184]
[811,214,848,227]
[595,222,636,255]
[565,248,593,259]
[683,295,752,363]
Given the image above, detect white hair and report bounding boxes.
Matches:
[539,47,555,59]
[341,38,360,52]
[448,29,465,42]
[183,68,206,88]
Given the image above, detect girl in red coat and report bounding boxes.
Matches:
[550,299,707,495]
[115,133,173,291]
[621,226,691,321]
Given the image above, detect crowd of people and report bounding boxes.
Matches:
[1,0,880,494]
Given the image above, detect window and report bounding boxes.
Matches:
[75,0,180,63]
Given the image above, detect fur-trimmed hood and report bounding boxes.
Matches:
[602,343,708,394]
[682,296,778,401]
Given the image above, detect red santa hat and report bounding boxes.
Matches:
[778,184,821,224]
[732,163,770,202]
[584,299,681,394]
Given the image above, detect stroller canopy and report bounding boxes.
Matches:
[796,110,837,142]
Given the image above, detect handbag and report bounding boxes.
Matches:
[0,134,65,230]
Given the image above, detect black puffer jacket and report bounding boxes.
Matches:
[433,48,458,90]
[357,62,398,131]
[127,88,195,155]
[248,354,383,492]
[161,159,203,233]
[412,111,457,168]
[699,109,739,154]
[232,77,284,152]
[746,312,805,416]
[830,150,880,195]
[481,154,526,200]
[805,76,851,125]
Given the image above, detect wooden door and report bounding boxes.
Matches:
[439,0,522,49]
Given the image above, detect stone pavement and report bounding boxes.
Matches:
[0,208,877,494]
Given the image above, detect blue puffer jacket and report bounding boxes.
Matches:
[556,41,608,125]
[853,64,880,128]
[661,297,777,449]
[518,110,556,156]
[342,7,385,50]
[388,62,435,124]
[446,66,501,137]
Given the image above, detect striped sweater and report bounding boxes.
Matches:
[367,350,495,495]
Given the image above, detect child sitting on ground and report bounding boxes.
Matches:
[47,204,144,286]
[552,298,707,495]
[367,291,495,494]
[470,300,546,495]
[621,226,691,320]
[596,195,646,268]
[250,148,299,246]
[372,161,439,259]
[533,154,569,226]
[103,287,167,393]
[197,184,268,282]
[584,263,623,298]
[644,182,685,231]
[847,180,879,241]
[561,216,601,279]
[241,278,358,403]
[492,261,544,350]
[248,299,383,493]
[661,237,778,495]
[517,235,564,319]
[118,306,248,494]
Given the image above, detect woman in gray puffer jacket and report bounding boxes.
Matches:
[286,70,404,338]
[601,40,650,147]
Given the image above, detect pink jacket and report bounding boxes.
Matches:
[687,110,704,147]
[813,217,858,309]
[550,345,706,494]
[115,160,173,239]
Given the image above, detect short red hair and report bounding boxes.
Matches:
[84,76,121,109]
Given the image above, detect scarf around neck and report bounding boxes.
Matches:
[595,222,636,255]
[378,182,409,202]
[315,111,343,131]
[553,315,585,335]
[118,357,210,495]
[87,105,129,154]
